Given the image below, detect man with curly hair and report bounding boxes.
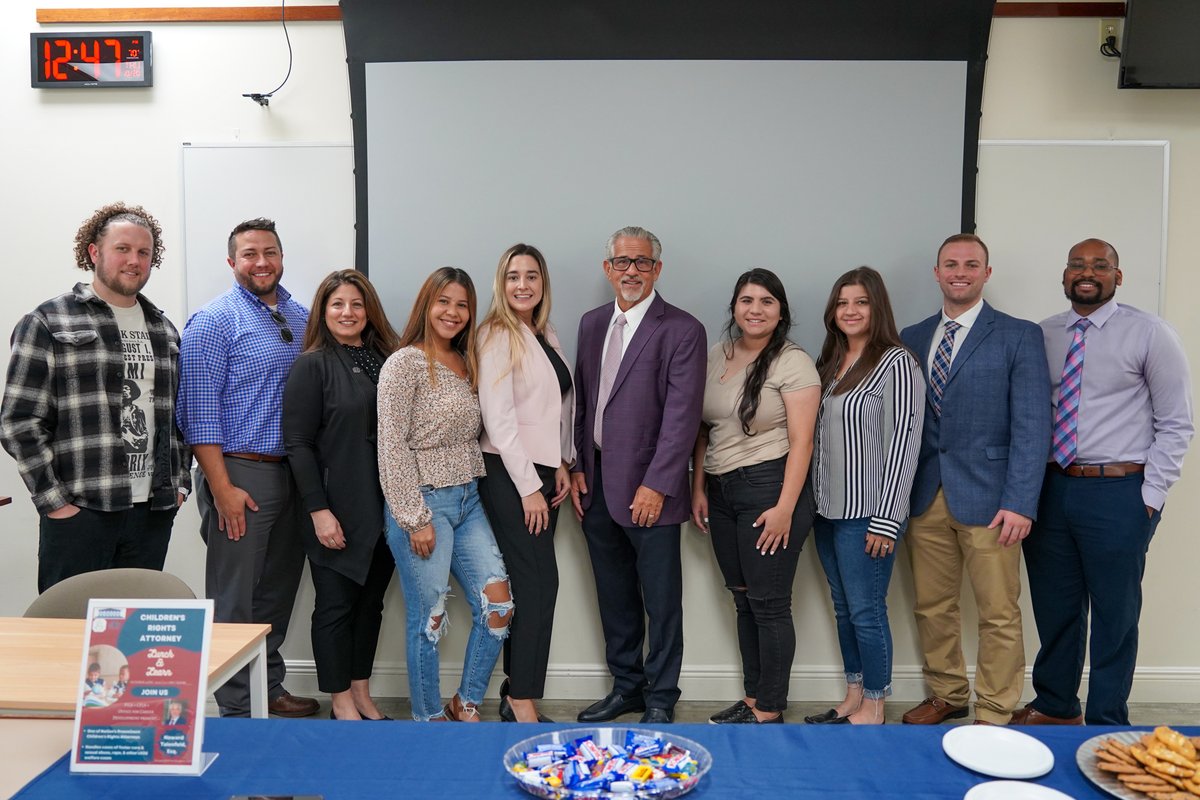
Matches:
[1,201,190,592]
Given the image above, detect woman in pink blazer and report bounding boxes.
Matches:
[476,243,574,723]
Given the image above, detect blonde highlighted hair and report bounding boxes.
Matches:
[397,267,479,390]
[478,243,552,384]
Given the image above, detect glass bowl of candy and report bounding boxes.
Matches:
[503,726,713,799]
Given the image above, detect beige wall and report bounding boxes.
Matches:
[0,8,1195,703]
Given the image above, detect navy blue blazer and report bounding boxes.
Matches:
[900,301,1052,526]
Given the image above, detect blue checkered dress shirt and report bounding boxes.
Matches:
[176,284,308,456]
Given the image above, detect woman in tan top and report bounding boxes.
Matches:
[377,267,513,722]
[691,268,820,724]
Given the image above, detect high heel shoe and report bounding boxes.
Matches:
[498,679,554,722]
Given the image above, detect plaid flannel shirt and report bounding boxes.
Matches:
[1,282,192,514]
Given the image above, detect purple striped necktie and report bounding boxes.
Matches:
[929,320,961,417]
[1051,318,1093,468]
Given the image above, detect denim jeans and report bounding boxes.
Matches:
[706,456,814,712]
[384,480,512,721]
[814,515,896,698]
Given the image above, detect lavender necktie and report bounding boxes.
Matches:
[593,314,627,449]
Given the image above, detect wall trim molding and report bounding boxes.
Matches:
[275,661,1200,705]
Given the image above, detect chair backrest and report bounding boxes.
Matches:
[23,568,196,619]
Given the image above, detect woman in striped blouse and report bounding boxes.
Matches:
[807,266,924,725]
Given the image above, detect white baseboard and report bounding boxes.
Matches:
[273,661,1200,705]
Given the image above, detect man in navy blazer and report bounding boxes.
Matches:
[570,226,706,724]
[899,234,1051,726]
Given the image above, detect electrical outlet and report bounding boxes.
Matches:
[1099,18,1120,48]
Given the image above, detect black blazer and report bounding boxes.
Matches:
[283,345,389,584]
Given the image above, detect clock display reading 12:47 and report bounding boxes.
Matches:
[31,31,153,88]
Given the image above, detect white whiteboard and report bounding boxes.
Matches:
[976,140,1167,322]
[181,143,355,316]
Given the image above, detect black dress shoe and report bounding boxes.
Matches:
[640,707,674,724]
[804,708,850,724]
[578,691,646,723]
[709,701,755,724]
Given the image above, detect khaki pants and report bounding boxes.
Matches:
[906,489,1024,725]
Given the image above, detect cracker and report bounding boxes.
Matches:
[1157,728,1199,762]
[1099,761,1146,774]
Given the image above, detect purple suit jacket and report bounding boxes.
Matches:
[573,293,706,528]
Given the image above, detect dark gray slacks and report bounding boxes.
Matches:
[196,457,306,716]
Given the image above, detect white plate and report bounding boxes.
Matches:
[943,725,1056,779]
[965,781,1075,800]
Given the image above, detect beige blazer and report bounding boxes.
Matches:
[478,322,575,497]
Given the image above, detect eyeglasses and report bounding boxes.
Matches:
[608,256,657,273]
[1066,261,1117,275]
[269,310,295,343]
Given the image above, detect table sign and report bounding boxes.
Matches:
[68,599,216,775]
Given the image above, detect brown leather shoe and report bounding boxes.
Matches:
[1009,704,1082,725]
[902,697,969,724]
[268,691,320,718]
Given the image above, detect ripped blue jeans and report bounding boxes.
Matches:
[385,480,512,720]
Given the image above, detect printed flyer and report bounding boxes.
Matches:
[69,598,214,775]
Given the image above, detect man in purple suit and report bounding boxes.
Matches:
[570,226,706,724]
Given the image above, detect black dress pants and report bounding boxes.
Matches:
[309,535,394,694]
[477,452,559,700]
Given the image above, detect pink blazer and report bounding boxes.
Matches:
[478,322,575,497]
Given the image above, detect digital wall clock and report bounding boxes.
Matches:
[31,31,153,88]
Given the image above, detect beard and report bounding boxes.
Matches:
[1066,277,1115,308]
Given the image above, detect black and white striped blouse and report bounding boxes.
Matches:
[812,346,925,540]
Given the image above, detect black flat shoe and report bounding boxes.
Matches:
[709,701,755,724]
[752,712,784,724]
[578,691,646,723]
[640,707,674,724]
[805,708,850,724]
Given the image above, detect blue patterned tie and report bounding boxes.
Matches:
[1051,318,1093,468]
[929,320,961,418]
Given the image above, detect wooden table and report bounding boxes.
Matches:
[0,617,271,719]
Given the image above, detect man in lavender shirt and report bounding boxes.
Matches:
[1014,238,1193,726]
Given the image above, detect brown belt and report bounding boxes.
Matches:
[1050,462,1144,478]
[226,452,284,463]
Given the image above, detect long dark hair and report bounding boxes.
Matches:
[721,268,794,435]
[816,266,905,394]
[302,269,401,358]
[398,267,479,389]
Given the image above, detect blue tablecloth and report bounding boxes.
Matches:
[15,719,1192,799]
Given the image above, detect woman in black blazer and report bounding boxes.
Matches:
[283,269,401,721]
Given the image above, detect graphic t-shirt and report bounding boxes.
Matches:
[108,301,156,502]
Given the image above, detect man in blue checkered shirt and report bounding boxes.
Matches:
[1,202,190,593]
[176,217,318,718]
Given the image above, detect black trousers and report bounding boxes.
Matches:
[706,456,814,712]
[477,452,560,700]
[580,451,684,711]
[37,502,178,593]
[309,536,394,694]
